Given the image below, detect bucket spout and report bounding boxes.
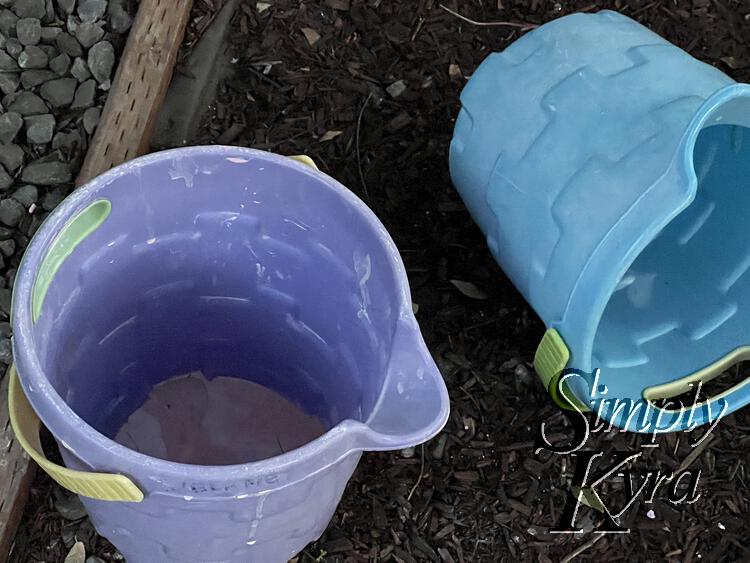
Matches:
[357,316,450,451]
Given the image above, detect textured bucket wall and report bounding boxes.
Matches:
[36,154,394,437]
[450,10,750,429]
[592,123,750,410]
[12,147,450,562]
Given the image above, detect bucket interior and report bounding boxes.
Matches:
[28,151,401,463]
[593,118,750,400]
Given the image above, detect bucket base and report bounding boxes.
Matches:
[114,371,328,465]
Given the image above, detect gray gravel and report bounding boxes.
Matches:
[21,159,71,184]
[39,76,76,106]
[11,184,36,206]
[56,31,82,56]
[87,39,111,83]
[0,336,11,363]
[77,0,105,22]
[24,112,55,143]
[82,104,97,132]
[0,111,23,142]
[0,49,18,69]
[5,37,22,57]
[51,127,79,152]
[0,239,15,258]
[0,197,25,226]
[49,52,71,75]
[72,19,102,48]
[0,9,19,37]
[40,185,64,209]
[18,44,48,68]
[108,0,129,31]
[69,55,88,80]
[20,68,56,88]
[0,167,12,191]
[0,143,24,171]
[0,0,130,371]
[0,73,20,94]
[69,76,93,108]
[7,90,47,114]
[16,16,41,44]
[40,25,61,42]
[12,0,45,19]
[58,0,75,15]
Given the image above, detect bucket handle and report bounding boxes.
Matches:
[534,329,591,412]
[32,199,112,323]
[288,154,319,170]
[641,346,750,429]
[535,329,750,430]
[8,366,144,502]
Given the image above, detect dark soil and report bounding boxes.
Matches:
[14,1,750,562]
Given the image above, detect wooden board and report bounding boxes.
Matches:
[0,1,194,558]
[0,368,35,562]
[77,0,194,185]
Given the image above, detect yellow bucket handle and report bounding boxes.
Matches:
[288,154,319,170]
[8,365,144,502]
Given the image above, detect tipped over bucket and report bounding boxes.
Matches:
[10,147,449,563]
[450,10,750,431]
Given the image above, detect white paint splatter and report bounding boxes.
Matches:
[354,250,371,320]
[169,158,199,188]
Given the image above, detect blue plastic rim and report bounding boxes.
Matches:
[450,10,750,431]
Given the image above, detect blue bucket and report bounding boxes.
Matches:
[450,10,750,431]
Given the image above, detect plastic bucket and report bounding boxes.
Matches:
[450,10,750,431]
[10,147,449,562]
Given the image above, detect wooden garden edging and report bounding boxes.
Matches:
[79,0,194,184]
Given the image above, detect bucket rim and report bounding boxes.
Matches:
[12,145,419,486]
[559,82,750,427]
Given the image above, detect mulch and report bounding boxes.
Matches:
[180,0,231,62]
[14,1,750,562]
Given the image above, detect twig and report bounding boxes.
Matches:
[439,4,538,30]
[407,444,426,502]
[356,92,373,205]
[560,534,604,563]
[676,433,715,475]
[246,65,284,90]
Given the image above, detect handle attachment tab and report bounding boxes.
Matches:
[9,366,144,502]
[288,155,319,170]
[534,329,590,412]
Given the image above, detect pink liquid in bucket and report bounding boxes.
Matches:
[115,372,328,465]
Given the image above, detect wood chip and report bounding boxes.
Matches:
[64,542,86,563]
[450,279,488,299]
[301,27,321,46]
[320,129,343,142]
[325,0,350,9]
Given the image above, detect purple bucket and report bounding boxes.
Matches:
[10,147,449,562]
